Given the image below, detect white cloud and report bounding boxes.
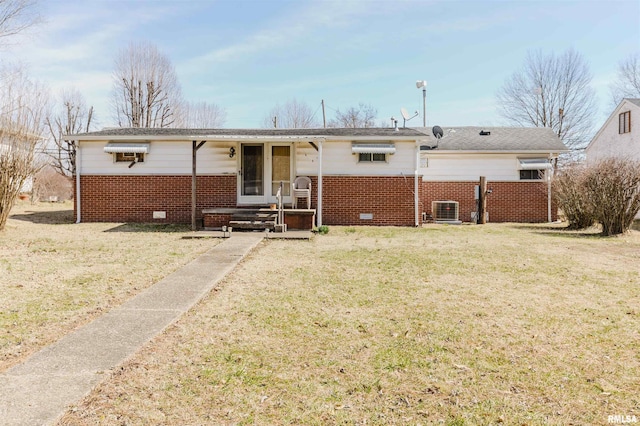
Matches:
[181,0,370,70]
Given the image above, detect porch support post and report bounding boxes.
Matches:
[317,138,324,227]
[75,141,81,224]
[192,140,206,231]
[547,162,552,223]
[414,142,420,227]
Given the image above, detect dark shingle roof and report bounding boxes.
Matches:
[415,126,567,152]
[70,126,567,152]
[70,127,426,139]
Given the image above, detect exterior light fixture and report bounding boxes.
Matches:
[229,147,236,158]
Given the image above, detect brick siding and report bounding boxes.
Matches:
[76,174,555,225]
[77,175,236,223]
[422,180,556,223]
[310,176,419,226]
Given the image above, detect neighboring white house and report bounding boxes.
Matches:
[586,98,640,162]
[0,136,34,193]
[586,98,640,219]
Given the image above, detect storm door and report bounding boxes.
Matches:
[238,143,292,205]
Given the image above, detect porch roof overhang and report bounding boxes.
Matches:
[65,127,428,143]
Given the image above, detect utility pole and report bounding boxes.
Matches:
[321,99,326,128]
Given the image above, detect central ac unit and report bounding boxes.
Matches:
[432,201,459,221]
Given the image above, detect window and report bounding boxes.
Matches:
[520,169,544,180]
[352,142,395,163]
[619,111,631,134]
[115,152,144,163]
[358,152,387,163]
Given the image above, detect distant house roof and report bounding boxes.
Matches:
[625,98,640,108]
[416,126,568,153]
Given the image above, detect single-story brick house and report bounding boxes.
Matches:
[68,126,567,228]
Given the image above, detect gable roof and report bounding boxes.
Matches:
[415,126,567,153]
[586,98,640,151]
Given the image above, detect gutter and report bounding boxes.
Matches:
[66,134,418,143]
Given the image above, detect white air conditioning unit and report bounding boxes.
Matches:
[432,201,459,221]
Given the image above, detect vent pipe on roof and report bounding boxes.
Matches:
[479,130,491,136]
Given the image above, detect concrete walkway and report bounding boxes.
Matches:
[0,233,264,426]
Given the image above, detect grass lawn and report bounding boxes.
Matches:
[58,223,639,425]
[0,201,216,372]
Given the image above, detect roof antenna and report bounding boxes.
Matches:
[400,107,419,128]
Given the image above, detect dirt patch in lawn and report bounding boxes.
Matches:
[0,201,217,372]
[58,223,640,425]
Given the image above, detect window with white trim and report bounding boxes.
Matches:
[519,169,544,180]
[115,152,145,163]
[358,152,387,163]
[518,158,550,180]
[104,143,149,165]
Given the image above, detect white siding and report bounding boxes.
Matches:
[586,101,640,163]
[79,140,236,175]
[294,142,319,176]
[295,139,416,176]
[421,153,532,181]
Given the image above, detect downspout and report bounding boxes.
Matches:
[317,138,324,227]
[414,142,420,227]
[547,158,552,223]
[75,141,81,224]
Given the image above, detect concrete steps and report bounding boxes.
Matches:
[229,209,278,231]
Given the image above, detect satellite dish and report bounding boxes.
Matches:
[400,108,419,128]
[432,125,444,139]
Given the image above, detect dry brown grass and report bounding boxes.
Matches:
[58,223,640,425]
[0,201,216,371]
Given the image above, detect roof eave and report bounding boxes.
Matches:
[67,134,425,142]
[423,149,569,155]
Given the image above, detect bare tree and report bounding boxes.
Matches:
[609,53,640,107]
[45,88,94,176]
[0,0,39,42]
[0,65,49,230]
[262,98,319,128]
[32,164,73,202]
[111,41,183,128]
[176,100,226,128]
[496,49,597,151]
[329,103,377,128]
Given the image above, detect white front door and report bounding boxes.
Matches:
[238,143,292,205]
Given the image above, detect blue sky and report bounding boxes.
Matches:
[5,0,639,130]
